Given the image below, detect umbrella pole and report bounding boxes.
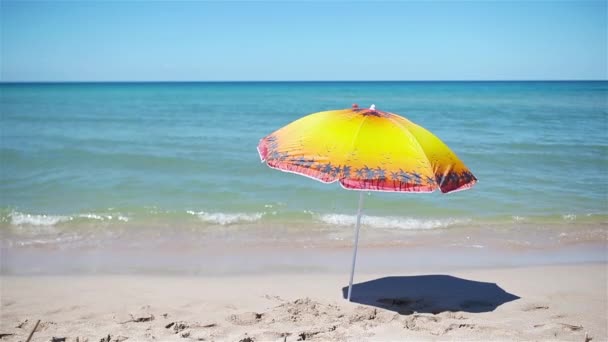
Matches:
[347,191,365,301]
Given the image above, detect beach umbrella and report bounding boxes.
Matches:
[257,104,477,301]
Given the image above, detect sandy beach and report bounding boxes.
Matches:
[1,263,606,341]
[2,0,607,340]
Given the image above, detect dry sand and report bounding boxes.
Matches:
[0,263,606,341]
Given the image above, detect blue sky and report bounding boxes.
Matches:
[1,1,606,81]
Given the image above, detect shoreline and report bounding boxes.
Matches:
[1,263,606,341]
[2,239,606,276]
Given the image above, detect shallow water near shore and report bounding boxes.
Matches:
[2,218,606,275]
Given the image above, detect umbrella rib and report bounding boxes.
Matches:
[349,115,368,156]
[385,114,437,187]
[342,114,369,183]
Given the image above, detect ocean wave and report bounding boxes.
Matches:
[317,213,467,230]
[510,214,595,224]
[7,211,129,227]
[9,211,72,226]
[77,213,130,222]
[186,210,264,225]
[4,208,605,230]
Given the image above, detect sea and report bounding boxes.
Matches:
[1,81,606,274]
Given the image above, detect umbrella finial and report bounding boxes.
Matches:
[370,104,376,111]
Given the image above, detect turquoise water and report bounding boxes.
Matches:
[1,82,607,240]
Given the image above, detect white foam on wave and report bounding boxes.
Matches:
[186,210,264,225]
[8,211,130,227]
[78,213,130,222]
[317,213,466,230]
[79,213,104,220]
[9,211,72,226]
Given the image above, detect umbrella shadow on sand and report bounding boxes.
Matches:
[342,275,520,315]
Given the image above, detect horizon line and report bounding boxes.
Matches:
[1,79,607,84]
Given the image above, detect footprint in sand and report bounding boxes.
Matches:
[403,314,441,332]
[441,323,478,335]
[119,314,154,324]
[257,331,292,340]
[36,321,57,331]
[403,313,487,337]
[165,321,188,332]
[274,298,340,324]
[99,334,128,342]
[262,294,285,302]
[227,312,264,326]
[348,306,397,328]
[296,325,343,341]
[348,307,377,323]
[16,319,29,328]
[522,303,550,312]
[437,311,468,320]
[558,323,583,332]
[534,322,585,340]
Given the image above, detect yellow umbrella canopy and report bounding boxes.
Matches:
[258,105,477,193]
[257,105,477,301]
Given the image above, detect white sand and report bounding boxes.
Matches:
[1,263,606,341]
